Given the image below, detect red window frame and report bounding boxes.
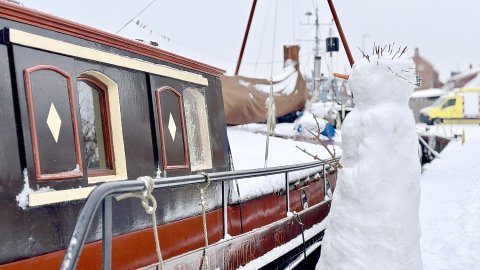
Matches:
[77,76,115,177]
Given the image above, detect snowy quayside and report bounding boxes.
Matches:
[420,125,480,270]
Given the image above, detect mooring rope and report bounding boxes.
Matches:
[199,172,212,270]
[116,176,164,269]
[264,0,279,168]
[292,211,307,259]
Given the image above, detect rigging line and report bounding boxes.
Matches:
[136,23,283,66]
[292,0,296,44]
[264,0,279,169]
[311,0,318,12]
[297,25,315,41]
[116,0,157,34]
[269,0,279,78]
[254,0,274,76]
[301,50,314,78]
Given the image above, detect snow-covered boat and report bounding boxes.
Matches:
[0,2,338,269]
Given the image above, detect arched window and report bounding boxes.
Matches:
[23,65,83,181]
[77,76,114,176]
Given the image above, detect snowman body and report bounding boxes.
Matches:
[317,56,422,270]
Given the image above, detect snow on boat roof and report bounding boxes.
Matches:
[228,127,341,202]
[410,88,446,98]
[254,64,299,96]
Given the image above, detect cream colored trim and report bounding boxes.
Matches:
[29,186,96,207]
[82,71,128,184]
[9,29,208,86]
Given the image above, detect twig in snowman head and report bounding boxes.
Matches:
[387,66,418,86]
[357,47,370,62]
[398,46,408,58]
[382,44,388,56]
[391,46,402,59]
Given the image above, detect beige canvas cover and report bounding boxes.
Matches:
[221,65,308,125]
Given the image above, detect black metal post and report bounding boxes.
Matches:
[285,172,290,214]
[222,180,228,238]
[102,196,112,270]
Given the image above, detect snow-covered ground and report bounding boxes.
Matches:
[420,124,480,269]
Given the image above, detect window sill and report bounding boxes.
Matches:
[28,186,96,207]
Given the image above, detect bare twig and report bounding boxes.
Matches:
[306,115,343,168]
[398,46,408,58]
[387,66,417,86]
[392,46,401,59]
[357,47,370,62]
[305,128,343,169]
[381,44,387,56]
[295,145,324,161]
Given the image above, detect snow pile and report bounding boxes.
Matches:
[228,128,341,202]
[16,168,55,210]
[317,54,422,269]
[420,125,480,270]
[310,102,340,120]
[293,111,327,135]
[16,169,33,210]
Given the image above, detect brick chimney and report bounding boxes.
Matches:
[283,45,300,69]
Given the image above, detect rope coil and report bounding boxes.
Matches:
[116,176,164,269]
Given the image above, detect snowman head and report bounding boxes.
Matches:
[348,45,417,107]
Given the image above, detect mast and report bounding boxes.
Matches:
[327,0,354,67]
[235,0,258,76]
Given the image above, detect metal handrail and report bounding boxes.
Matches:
[60,158,339,269]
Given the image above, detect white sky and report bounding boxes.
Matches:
[19,0,480,81]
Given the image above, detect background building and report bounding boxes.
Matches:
[412,48,444,90]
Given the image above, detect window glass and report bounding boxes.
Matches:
[442,98,456,108]
[183,88,212,171]
[77,79,112,173]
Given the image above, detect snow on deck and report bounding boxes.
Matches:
[420,125,480,269]
[228,126,341,202]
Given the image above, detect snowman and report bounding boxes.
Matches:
[316,47,422,270]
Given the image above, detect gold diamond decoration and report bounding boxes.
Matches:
[46,103,62,143]
[168,113,177,141]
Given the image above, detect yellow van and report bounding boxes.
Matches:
[419,87,480,124]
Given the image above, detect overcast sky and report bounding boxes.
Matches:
[19,0,480,81]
